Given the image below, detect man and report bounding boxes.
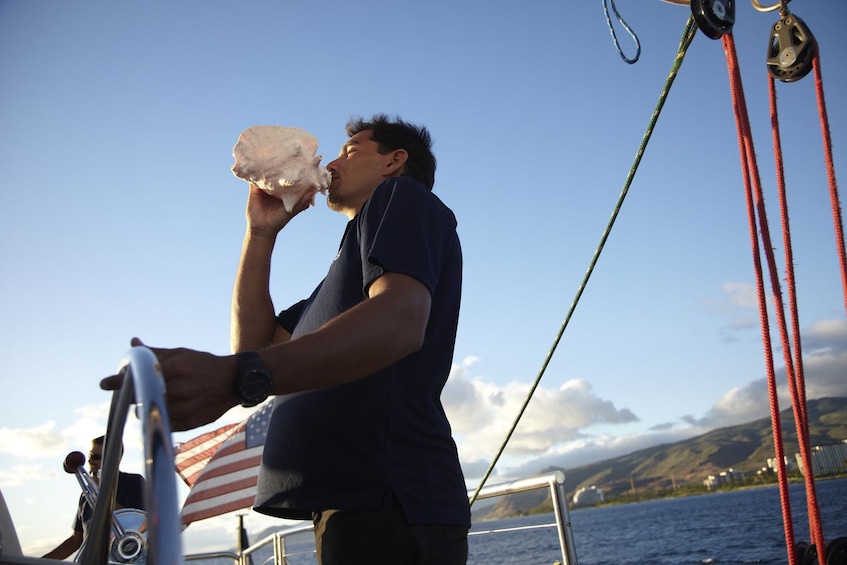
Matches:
[42,436,146,560]
[102,115,470,564]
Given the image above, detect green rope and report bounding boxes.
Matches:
[468,15,699,508]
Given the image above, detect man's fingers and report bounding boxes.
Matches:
[100,374,123,391]
[99,338,146,390]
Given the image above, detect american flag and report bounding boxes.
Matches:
[174,400,273,527]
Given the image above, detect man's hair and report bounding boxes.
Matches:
[346,114,436,191]
[92,435,124,456]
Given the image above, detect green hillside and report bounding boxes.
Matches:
[478,397,847,519]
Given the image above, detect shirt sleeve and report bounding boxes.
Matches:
[357,177,457,295]
[276,299,308,333]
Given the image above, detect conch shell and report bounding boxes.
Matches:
[231,126,331,212]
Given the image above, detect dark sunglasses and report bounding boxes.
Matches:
[88,453,103,461]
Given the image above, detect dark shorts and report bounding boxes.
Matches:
[311,490,469,565]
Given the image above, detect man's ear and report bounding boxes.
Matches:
[384,149,408,176]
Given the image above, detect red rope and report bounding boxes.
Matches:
[721,31,844,564]
[767,72,827,563]
[812,55,847,315]
[721,33,797,564]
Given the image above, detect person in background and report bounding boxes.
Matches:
[42,435,146,560]
[102,114,471,564]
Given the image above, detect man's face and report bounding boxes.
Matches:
[88,443,103,475]
[325,130,396,217]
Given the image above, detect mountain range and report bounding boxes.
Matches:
[478,396,847,519]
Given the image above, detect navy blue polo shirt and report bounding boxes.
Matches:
[254,177,469,527]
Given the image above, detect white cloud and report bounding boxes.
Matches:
[703,281,762,342]
[502,426,708,479]
[723,282,758,309]
[803,318,847,351]
[679,318,847,429]
[461,318,847,480]
[0,401,117,461]
[443,359,638,471]
[0,422,66,460]
[0,464,59,488]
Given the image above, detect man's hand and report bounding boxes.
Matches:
[245,182,313,237]
[100,338,239,432]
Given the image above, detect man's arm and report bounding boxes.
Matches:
[262,271,431,393]
[41,531,83,560]
[103,272,431,431]
[230,184,310,352]
[230,229,291,352]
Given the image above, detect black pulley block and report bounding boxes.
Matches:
[826,537,847,565]
[766,13,817,83]
[691,0,735,39]
[798,541,819,565]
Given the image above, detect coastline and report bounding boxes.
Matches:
[487,473,847,519]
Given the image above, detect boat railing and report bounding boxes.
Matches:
[470,471,577,565]
[183,551,239,563]
[183,471,578,565]
[183,522,316,565]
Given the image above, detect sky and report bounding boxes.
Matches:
[1,0,846,557]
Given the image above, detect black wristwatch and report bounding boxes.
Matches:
[234,351,273,407]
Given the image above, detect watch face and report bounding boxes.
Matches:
[239,370,271,406]
[236,352,272,407]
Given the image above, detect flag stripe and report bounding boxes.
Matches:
[184,484,258,513]
[184,476,258,504]
[174,401,273,527]
[183,460,262,500]
[188,447,261,480]
[175,424,239,458]
[174,423,239,486]
[175,423,238,455]
[181,490,258,524]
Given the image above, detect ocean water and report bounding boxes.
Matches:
[470,478,847,565]
[193,478,847,564]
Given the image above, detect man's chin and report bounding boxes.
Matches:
[326,192,342,210]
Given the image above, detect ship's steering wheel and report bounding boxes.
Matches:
[77,346,183,565]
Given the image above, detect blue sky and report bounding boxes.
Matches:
[1,0,846,556]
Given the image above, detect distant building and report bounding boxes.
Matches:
[795,440,847,477]
[767,455,798,473]
[703,468,744,490]
[573,486,604,507]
